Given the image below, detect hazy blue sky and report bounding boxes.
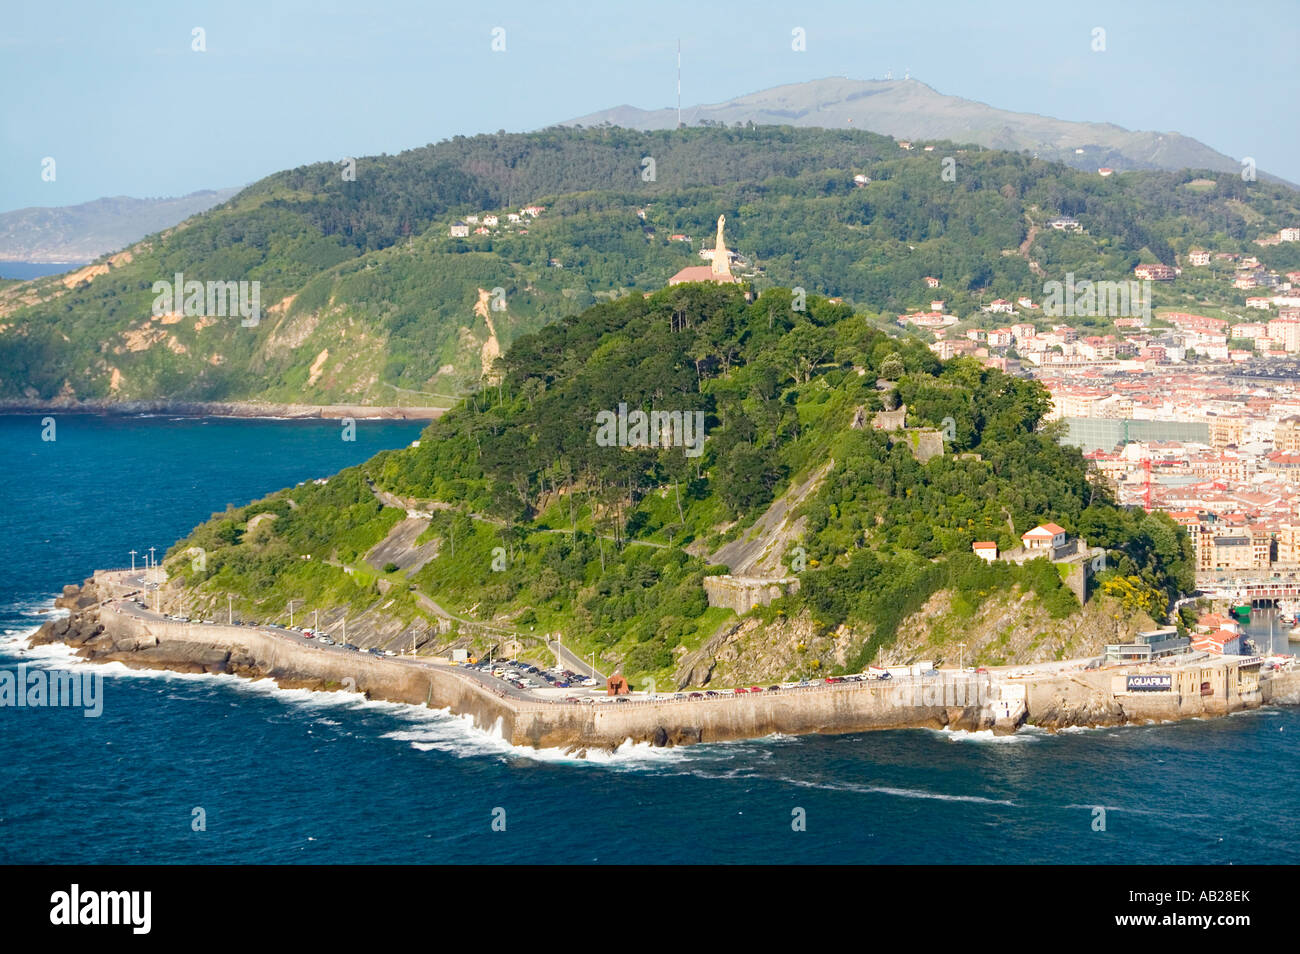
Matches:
[3,0,1297,211]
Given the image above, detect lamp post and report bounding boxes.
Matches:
[287,600,299,628]
[129,550,137,573]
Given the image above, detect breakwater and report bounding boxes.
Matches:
[31,576,1300,753]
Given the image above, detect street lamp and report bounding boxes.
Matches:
[287,600,300,628]
[129,549,137,573]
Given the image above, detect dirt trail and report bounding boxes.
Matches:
[1019,222,1045,276]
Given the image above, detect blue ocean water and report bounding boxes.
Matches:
[1,414,1298,864]
[0,262,85,280]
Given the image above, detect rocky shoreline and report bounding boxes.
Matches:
[28,576,1300,752]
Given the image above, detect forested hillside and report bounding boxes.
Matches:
[2,126,1297,407]
[165,286,1195,685]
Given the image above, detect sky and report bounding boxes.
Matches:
[2,0,1298,212]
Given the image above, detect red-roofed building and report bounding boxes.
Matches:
[1135,263,1178,281]
[1192,630,1244,655]
[1022,523,1067,551]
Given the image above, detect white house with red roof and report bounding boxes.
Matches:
[972,541,999,562]
[1022,523,1067,551]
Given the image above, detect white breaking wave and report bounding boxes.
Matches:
[931,727,1038,744]
[380,713,689,767]
[8,618,690,766]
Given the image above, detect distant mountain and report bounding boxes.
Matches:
[0,188,240,263]
[564,77,1276,182]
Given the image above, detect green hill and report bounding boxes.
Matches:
[2,126,1298,408]
[161,285,1195,687]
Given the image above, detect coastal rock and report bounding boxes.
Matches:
[1030,695,1126,730]
[111,632,158,652]
[55,579,98,611]
[944,706,988,732]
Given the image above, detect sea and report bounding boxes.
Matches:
[1,413,1297,865]
[0,262,85,281]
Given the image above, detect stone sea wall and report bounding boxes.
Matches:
[31,578,1296,754]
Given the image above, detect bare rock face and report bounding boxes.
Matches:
[55,578,100,612]
[674,614,829,688]
[1030,696,1126,730]
[944,706,990,732]
[32,602,103,648]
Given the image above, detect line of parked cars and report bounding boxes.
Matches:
[465,660,599,692]
[283,626,396,656]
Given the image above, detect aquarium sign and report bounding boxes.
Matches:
[1126,674,1172,692]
